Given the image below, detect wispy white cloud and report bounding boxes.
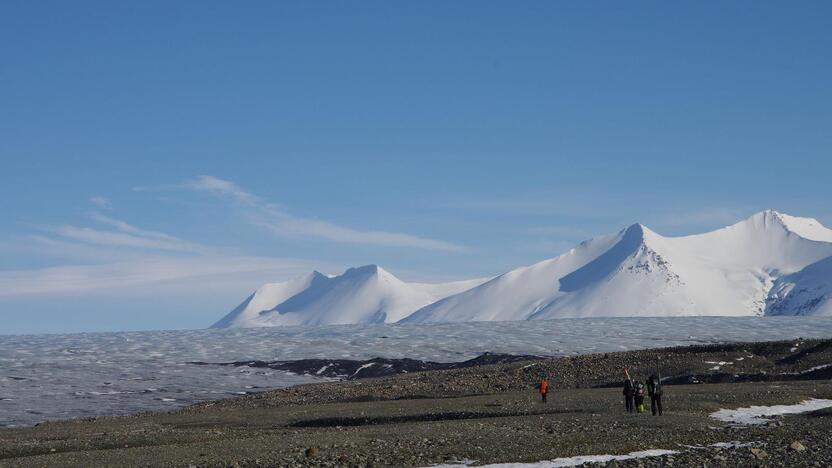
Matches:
[89,196,111,209]
[177,175,467,252]
[1,175,462,302]
[0,209,338,298]
[87,213,179,241]
[256,216,466,252]
[44,213,209,254]
[8,235,146,263]
[52,225,205,253]
[182,175,260,205]
[0,256,331,298]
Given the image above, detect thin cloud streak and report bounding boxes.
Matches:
[256,217,466,253]
[52,225,205,253]
[88,196,111,209]
[182,175,260,205]
[0,256,331,298]
[15,235,148,263]
[48,213,212,254]
[87,213,180,241]
[179,176,467,252]
[1,213,337,298]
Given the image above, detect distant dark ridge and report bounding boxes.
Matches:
[778,340,832,365]
[188,352,546,380]
[658,365,832,385]
[190,338,832,401]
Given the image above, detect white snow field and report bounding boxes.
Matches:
[213,265,488,328]
[407,210,832,323]
[767,255,832,316]
[430,449,679,467]
[3,316,832,427]
[710,398,832,425]
[215,210,832,328]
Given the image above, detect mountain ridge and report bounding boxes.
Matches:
[213,210,832,328]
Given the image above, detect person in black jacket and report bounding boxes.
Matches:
[647,373,663,416]
[623,368,635,413]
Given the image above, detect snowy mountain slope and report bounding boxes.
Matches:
[211,272,327,328]
[776,213,832,243]
[213,210,832,328]
[405,210,832,323]
[409,278,495,300]
[645,210,832,316]
[402,229,628,323]
[767,256,832,316]
[211,266,488,328]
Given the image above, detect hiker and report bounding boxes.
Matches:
[539,377,550,403]
[634,380,646,413]
[623,368,635,413]
[647,373,663,416]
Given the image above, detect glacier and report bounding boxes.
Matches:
[4,316,832,427]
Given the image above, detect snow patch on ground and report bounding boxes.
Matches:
[711,399,832,425]
[803,363,831,373]
[711,441,764,449]
[428,450,678,467]
[350,362,376,377]
[780,363,832,375]
[705,361,733,371]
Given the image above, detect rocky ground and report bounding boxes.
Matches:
[1,338,831,467]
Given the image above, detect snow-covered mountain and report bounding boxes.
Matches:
[213,210,832,328]
[405,210,832,323]
[211,265,487,328]
[767,256,832,317]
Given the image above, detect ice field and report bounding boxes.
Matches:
[3,316,832,427]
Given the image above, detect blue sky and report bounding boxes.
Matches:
[1,1,831,334]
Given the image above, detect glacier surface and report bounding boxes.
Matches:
[3,316,832,427]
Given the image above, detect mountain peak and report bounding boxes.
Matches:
[309,270,330,280]
[340,264,402,283]
[742,210,832,242]
[749,209,785,223]
[624,223,648,235]
[215,209,832,329]
[777,213,832,243]
[622,222,660,243]
[343,264,384,276]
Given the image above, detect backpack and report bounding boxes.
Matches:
[635,382,645,397]
[650,377,663,396]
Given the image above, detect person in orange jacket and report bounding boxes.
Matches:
[539,376,550,403]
